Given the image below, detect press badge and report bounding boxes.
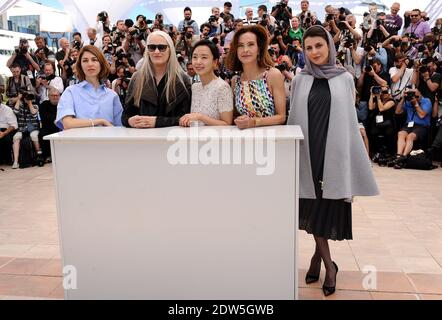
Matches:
[27,70,34,79]
[408,121,414,128]
[376,115,384,123]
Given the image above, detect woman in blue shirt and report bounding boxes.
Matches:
[55,45,123,130]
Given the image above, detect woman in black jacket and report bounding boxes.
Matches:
[122,31,191,128]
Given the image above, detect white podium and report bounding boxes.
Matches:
[45,125,304,300]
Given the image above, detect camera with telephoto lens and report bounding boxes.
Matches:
[392,39,402,48]
[405,90,416,101]
[19,89,35,101]
[376,19,384,27]
[371,86,382,95]
[98,11,108,23]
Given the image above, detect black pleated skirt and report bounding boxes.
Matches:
[299,78,352,241]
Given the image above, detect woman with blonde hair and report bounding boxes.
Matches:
[55,45,123,130]
[122,31,191,128]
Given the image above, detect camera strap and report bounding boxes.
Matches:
[394,70,413,98]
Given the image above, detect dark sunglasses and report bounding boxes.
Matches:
[223,48,230,54]
[410,14,419,17]
[147,44,168,52]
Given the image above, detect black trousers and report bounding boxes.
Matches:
[0,128,15,164]
[432,126,442,150]
[38,128,59,158]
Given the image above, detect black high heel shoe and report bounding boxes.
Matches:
[322,261,338,296]
[305,273,320,284]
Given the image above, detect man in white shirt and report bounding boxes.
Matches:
[36,62,64,104]
[389,53,415,101]
[0,103,18,165]
[87,28,103,49]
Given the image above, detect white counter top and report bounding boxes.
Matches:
[44,125,304,141]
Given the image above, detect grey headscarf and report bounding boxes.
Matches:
[301,25,347,80]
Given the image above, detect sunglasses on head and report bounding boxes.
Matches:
[147,44,168,52]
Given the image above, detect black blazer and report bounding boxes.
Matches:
[122,72,191,128]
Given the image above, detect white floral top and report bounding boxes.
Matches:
[190,77,233,123]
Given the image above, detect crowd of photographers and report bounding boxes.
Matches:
[0,1,442,169]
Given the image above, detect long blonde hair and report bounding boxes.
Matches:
[133,31,187,106]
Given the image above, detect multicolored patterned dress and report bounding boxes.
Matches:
[234,70,276,118]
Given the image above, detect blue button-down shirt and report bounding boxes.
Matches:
[55,81,123,130]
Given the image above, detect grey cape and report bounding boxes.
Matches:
[288,71,379,200]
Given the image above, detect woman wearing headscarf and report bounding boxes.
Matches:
[287,26,379,296]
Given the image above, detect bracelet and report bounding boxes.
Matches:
[90,119,95,127]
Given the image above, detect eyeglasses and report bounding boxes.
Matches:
[410,15,419,17]
[147,44,168,52]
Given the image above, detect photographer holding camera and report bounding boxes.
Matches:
[341,37,364,80]
[96,11,111,37]
[389,53,415,102]
[414,57,441,106]
[71,32,84,50]
[6,64,34,109]
[60,48,79,84]
[367,12,390,45]
[394,88,432,168]
[34,36,55,70]
[405,9,432,48]
[11,90,42,169]
[178,7,199,35]
[6,39,40,81]
[271,0,292,25]
[123,25,146,66]
[286,38,305,70]
[218,15,234,46]
[368,85,396,161]
[357,58,390,124]
[112,65,130,105]
[36,62,64,104]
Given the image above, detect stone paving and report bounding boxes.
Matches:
[1,163,442,300]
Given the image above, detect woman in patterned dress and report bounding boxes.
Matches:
[225,25,286,129]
